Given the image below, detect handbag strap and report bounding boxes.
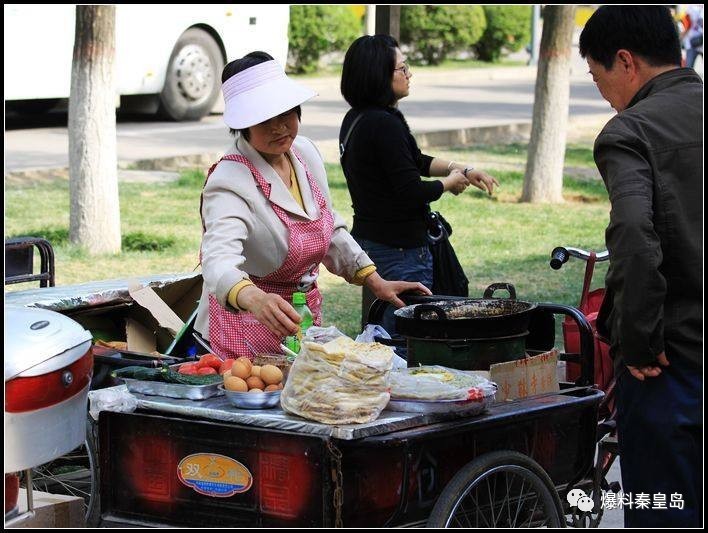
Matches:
[339,112,364,161]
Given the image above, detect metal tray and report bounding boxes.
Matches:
[123,377,223,400]
[122,364,223,400]
[386,394,494,415]
[219,386,281,409]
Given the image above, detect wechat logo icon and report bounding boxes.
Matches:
[567,488,595,512]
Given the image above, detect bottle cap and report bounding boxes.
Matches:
[292,291,306,305]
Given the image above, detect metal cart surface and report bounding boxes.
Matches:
[97,383,603,528]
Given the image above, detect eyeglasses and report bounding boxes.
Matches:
[394,63,411,76]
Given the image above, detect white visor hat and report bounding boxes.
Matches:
[222,60,317,129]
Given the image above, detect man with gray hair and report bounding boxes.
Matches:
[580,5,702,527]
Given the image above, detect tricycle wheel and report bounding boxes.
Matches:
[427,451,564,528]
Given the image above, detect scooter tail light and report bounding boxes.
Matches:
[4,349,93,413]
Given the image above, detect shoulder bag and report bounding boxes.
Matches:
[426,210,469,297]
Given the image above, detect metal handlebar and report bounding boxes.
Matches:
[550,246,609,270]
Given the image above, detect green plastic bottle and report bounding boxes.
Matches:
[284,292,313,354]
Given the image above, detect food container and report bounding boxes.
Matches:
[386,395,494,415]
[219,386,281,409]
[120,364,223,400]
[393,283,537,340]
[253,353,291,381]
[122,377,223,400]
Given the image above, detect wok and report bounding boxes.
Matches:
[394,283,537,339]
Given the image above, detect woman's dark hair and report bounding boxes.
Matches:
[341,35,399,108]
[579,6,681,69]
[222,51,301,139]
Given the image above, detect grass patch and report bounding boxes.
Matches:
[5,142,609,339]
[122,232,176,252]
[8,227,69,245]
[176,168,206,188]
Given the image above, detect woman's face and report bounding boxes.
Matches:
[391,48,411,102]
[247,108,299,155]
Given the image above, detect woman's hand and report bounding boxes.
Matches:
[465,169,499,196]
[237,285,301,337]
[364,272,432,308]
[441,169,469,196]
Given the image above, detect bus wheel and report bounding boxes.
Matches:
[159,28,223,121]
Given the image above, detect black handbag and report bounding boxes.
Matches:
[427,211,469,297]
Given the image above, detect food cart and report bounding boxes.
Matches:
[8,274,608,528]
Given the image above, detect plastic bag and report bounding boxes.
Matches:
[88,385,138,421]
[303,325,347,344]
[281,336,394,424]
[390,365,496,401]
[355,324,390,343]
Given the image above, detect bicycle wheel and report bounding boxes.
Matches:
[427,451,565,528]
[24,420,98,524]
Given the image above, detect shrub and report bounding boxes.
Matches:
[8,227,69,246]
[176,168,206,188]
[122,232,175,252]
[288,6,362,74]
[400,5,486,65]
[474,6,532,62]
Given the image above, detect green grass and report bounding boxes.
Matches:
[5,143,609,339]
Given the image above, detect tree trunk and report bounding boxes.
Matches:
[69,5,121,254]
[521,5,576,203]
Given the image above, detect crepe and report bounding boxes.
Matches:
[280,337,394,424]
[390,365,493,401]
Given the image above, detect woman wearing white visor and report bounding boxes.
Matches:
[195,51,430,360]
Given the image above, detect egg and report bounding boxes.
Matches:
[264,384,280,392]
[248,388,263,393]
[260,365,283,386]
[250,365,261,378]
[231,361,251,380]
[224,375,248,392]
[246,375,265,390]
[235,356,252,373]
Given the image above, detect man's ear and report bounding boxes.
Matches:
[616,49,636,74]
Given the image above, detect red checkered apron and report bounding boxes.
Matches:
[202,150,334,359]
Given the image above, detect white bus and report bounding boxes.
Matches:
[4,4,290,120]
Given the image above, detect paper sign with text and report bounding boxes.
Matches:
[490,349,559,402]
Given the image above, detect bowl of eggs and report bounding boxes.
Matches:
[220,356,285,409]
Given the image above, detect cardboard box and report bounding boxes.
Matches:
[490,349,560,402]
[11,489,84,528]
[68,274,202,355]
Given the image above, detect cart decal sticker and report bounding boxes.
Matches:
[178,453,253,497]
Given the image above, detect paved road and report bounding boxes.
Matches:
[5,65,614,173]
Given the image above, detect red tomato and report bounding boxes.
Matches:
[178,363,199,375]
[197,367,217,375]
[219,358,236,375]
[198,353,223,370]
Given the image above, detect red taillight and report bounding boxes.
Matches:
[5,349,93,413]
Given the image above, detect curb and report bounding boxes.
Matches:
[415,122,532,149]
[6,115,611,183]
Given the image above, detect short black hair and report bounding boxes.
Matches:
[341,35,399,108]
[222,51,301,139]
[579,6,681,69]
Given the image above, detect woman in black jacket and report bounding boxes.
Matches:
[339,35,499,330]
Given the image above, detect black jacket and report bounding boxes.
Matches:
[595,68,703,369]
[339,107,443,248]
